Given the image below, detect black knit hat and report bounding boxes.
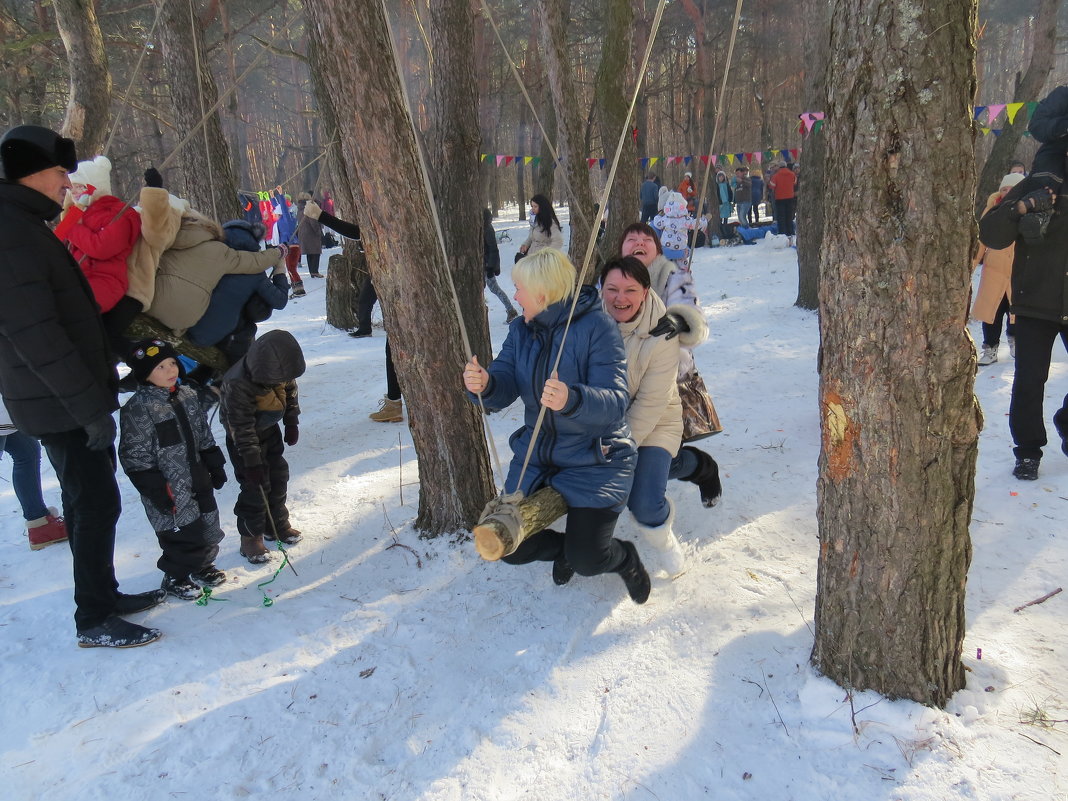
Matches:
[0,125,78,181]
[127,339,183,384]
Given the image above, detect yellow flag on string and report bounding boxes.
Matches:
[1006,103,1025,125]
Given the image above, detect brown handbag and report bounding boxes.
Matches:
[678,370,723,441]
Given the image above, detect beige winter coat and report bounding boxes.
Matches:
[146,212,283,336]
[126,187,184,310]
[971,191,1014,325]
[611,291,684,455]
[520,222,564,254]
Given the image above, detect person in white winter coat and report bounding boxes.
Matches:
[518,193,564,256]
[651,192,696,257]
[601,256,721,575]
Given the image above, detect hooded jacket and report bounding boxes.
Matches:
[0,182,118,437]
[148,212,283,336]
[119,382,226,534]
[60,194,142,313]
[474,285,635,510]
[979,176,1068,324]
[220,330,305,468]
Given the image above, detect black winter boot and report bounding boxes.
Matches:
[681,446,722,507]
[615,540,651,604]
[552,555,575,586]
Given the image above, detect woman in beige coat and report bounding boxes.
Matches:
[147,211,286,337]
[601,256,719,576]
[972,172,1024,365]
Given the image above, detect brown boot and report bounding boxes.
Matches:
[239,534,272,564]
[369,396,403,423]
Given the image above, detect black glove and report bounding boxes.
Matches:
[1018,188,1054,215]
[199,446,227,489]
[84,414,117,450]
[650,312,689,341]
[144,167,164,188]
[243,462,268,488]
[284,424,299,446]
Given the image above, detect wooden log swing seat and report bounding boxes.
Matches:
[125,313,229,374]
[473,487,567,561]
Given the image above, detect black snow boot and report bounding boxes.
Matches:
[552,555,574,586]
[77,617,162,648]
[681,446,722,507]
[615,540,651,604]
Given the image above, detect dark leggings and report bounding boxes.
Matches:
[385,339,401,401]
[981,295,1015,347]
[306,253,321,275]
[502,506,626,576]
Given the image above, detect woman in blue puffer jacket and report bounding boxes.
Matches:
[462,248,651,603]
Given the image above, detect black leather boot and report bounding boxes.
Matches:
[615,540,650,604]
[681,446,722,507]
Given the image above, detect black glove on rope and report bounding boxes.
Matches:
[144,167,164,189]
[650,312,689,341]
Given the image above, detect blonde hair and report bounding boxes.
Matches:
[512,248,576,309]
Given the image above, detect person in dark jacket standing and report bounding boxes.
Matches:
[220,329,305,563]
[0,124,164,648]
[462,248,650,604]
[639,174,660,223]
[979,170,1068,480]
[483,208,519,322]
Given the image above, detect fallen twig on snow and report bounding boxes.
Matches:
[1017,732,1061,755]
[1013,587,1062,613]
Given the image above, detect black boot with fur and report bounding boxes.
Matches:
[681,446,722,508]
[615,540,650,604]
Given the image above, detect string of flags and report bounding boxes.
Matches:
[798,101,1042,137]
[479,149,802,169]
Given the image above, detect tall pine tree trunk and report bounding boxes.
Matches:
[538,0,595,264]
[157,0,239,221]
[304,0,495,534]
[52,0,111,157]
[812,0,981,707]
[427,0,492,356]
[794,0,830,310]
[593,0,638,267]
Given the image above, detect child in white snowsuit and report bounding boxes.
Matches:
[119,339,228,599]
[219,329,305,564]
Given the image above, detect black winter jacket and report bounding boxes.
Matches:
[978,177,1068,324]
[0,181,118,436]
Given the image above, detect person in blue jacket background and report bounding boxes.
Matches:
[462,248,651,603]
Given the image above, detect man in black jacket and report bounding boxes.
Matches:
[0,125,164,647]
[978,173,1068,481]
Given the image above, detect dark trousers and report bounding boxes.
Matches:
[39,429,121,631]
[356,278,378,335]
[1008,315,1068,459]
[502,506,626,576]
[981,295,1015,347]
[640,203,658,223]
[385,339,401,401]
[306,253,321,275]
[102,296,144,359]
[156,513,221,577]
[226,424,290,536]
[775,197,797,237]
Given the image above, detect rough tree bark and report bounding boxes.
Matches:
[538,0,595,264]
[975,0,1061,217]
[306,30,366,332]
[794,0,830,309]
[304,0,495,534]
[157,0,239,221]
[593,0,638,268]
[52,0,111,157]
[812,0,981,707]
[426,0,492,357]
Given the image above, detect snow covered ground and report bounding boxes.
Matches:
[1,213,1065,800]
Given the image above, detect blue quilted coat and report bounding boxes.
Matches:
[476,285,636,510]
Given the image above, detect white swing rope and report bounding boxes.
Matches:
[684,0,746,273]
[476,0,592,235]
[506,0,669,495]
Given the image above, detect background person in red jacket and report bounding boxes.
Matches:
[768,161,798,245]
